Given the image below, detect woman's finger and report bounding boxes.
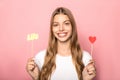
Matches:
[86,61,96,75]
[26,57,36,71]
[28,57,34,62]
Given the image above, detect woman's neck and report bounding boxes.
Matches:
[57,40,71,56]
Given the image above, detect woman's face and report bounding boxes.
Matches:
[52,14,72,42]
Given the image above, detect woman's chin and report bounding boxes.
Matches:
[57,38,70,43]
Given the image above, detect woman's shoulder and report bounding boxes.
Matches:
[82,50,92,66]
[35,49,47,58]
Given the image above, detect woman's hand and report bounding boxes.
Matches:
[26,57,40,80]
[82,60,96,80]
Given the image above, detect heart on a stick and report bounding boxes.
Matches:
[89,36,96,44]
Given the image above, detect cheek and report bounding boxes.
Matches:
[67,26,72,33]
[52,27,59,33]
[69,27,72,36]
[52,28,57,36]
[52,28,55,33]
[70,29,72,36]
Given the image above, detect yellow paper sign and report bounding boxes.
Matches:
[27,33,39,41]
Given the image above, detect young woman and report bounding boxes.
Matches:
[26,7,96,80]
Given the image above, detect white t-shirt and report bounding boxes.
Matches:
[34,49,92,80]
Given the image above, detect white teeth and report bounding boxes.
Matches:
[58,33,67,37]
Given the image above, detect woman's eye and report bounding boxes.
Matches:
[53,24,58,27]
[65,22,70,25]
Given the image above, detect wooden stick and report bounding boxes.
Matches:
[91,44,93,57]
[31,40,34,56]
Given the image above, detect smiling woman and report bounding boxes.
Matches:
[52,14,72,43]
[26,7,96,80]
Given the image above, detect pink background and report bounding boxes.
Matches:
[0,0,120,80]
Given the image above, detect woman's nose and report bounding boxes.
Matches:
[59,24,64,31]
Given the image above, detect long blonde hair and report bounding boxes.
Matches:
[40,7,84,80]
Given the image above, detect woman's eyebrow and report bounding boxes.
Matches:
[53,20,70,23]
[52,22,58,24]
[64,20,70,23]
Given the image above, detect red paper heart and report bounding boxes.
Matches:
[89,36,96,43]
